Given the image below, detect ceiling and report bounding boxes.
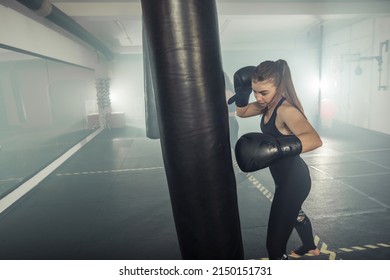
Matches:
[3,0,390,56]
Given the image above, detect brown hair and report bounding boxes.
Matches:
[252,59,305,116]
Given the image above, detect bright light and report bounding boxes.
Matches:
[319,79,328,91]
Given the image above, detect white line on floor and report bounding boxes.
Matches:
[337,179,390,209]
[0,128,103,215]
[56,167,164,176]
[313,208,388,219]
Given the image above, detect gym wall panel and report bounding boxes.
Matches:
[0,64,21,127]
[322,16,390,134]
[14,60,52,129]
[369,16,390,134]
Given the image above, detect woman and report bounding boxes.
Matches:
[230,60,322,259]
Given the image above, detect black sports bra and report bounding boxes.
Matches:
[260,97,286,138]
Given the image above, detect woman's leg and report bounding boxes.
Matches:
[266,186,302,259]
[266,158,314,259]
[290,210,320,257]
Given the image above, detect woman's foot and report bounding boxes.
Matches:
[289,246,320,258]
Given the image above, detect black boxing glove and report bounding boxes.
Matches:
[235,132,302,172]
[228,66,256,107]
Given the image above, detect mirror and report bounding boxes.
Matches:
[0,48,98,198]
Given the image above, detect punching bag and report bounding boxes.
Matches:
[141,0,244,259]
[142,22,160,139]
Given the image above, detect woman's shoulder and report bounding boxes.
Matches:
[277,100,303,118]
[278,99,293,111]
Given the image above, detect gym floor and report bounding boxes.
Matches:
[0,123,389,260]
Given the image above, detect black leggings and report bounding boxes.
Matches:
[266,156,315,259]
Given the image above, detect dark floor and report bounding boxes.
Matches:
[0,128,92,198]
[0,123,389,260]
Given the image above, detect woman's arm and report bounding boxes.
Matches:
[279,105,322,153]
[236,101,264,118]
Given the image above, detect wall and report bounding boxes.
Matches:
[0,5,99,70]
[0,58,96,130]
[321,16,390,134]
[0,59,52,128]
[109,54,145,129]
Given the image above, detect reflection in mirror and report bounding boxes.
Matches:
[0,49,98,198]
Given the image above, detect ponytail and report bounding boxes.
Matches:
[276,60,305,117]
